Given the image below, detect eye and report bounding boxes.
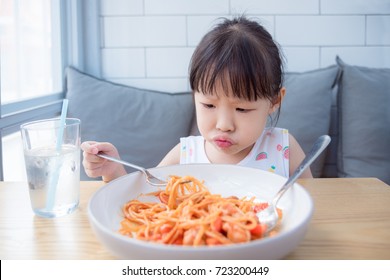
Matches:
[201,103,215,109]
[236,108,250,113]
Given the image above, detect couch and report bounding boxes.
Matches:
[66,56,390,184]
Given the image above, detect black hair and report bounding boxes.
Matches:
[189,16,284,106]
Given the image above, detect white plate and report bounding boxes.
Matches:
[88,164,313,259]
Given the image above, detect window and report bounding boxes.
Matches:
[0,0,100,180]
[0,0,63,103]
[0,0,65,180]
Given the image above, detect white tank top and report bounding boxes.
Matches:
[180,127,290,177]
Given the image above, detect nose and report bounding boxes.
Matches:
[216,110,235,132]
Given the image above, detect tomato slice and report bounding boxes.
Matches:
[250,223,267,236]
[253,203,269,213]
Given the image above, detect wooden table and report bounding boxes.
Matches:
[0,178,389,259]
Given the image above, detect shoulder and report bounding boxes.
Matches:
[287,133,313,178]
[287,132,303,160]
[288,133,299,148]
[158,143,181,167]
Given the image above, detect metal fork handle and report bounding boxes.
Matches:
[97,153,148,177]
[272,135,331,206]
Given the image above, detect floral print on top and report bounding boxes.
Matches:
[180,127,289,178]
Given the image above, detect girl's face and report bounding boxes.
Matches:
[194,84,280,164]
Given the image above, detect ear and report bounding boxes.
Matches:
[268,87,286,114]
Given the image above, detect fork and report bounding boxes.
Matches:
[257,135,331,233]
[97,153,168,186]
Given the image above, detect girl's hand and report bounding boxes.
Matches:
[81,141,127,182]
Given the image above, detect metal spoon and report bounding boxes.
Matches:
[97,153,168,186]
[257,135,331,233]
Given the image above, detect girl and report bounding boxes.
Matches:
[81,16,312,182]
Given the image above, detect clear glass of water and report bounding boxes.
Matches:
[20,118,81,218]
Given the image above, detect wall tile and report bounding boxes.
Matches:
[187,16,229,46]
[146,47,195,77]
[321,47,390,68]
[321,0,390,14]
[103,16,186,47]
[99,1,390,87]
[230,0,319,14]
[276,16,365,46]
[367,16,390,45]
[101,0,144,16]
[102,48,145,78]
[145,0,229,14]
[282,47,320,72]
[187,15,274,46]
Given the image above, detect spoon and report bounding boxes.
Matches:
[257,135,331,233]
[97,153,168,186]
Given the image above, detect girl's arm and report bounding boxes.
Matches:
[288,134,313,178]
[158,143,181,167]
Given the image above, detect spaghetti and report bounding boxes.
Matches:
[119,175,282,246]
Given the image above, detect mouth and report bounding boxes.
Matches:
[213,137,234,148]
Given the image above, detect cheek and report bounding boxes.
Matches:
[195,106,211,131]
[241,112,268,135]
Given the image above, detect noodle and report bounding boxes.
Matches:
[119,175,282,246]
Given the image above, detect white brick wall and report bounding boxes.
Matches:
[100,0,390,92]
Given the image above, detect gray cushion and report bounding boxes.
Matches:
[336,56,390,184]
[276,65,339,177]
[65,67,195,180]
[321,87,339,178]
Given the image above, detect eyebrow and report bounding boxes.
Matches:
[196,92,255,105]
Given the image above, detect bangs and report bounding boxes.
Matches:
[190,48,272,102]
[189,17,283,103]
